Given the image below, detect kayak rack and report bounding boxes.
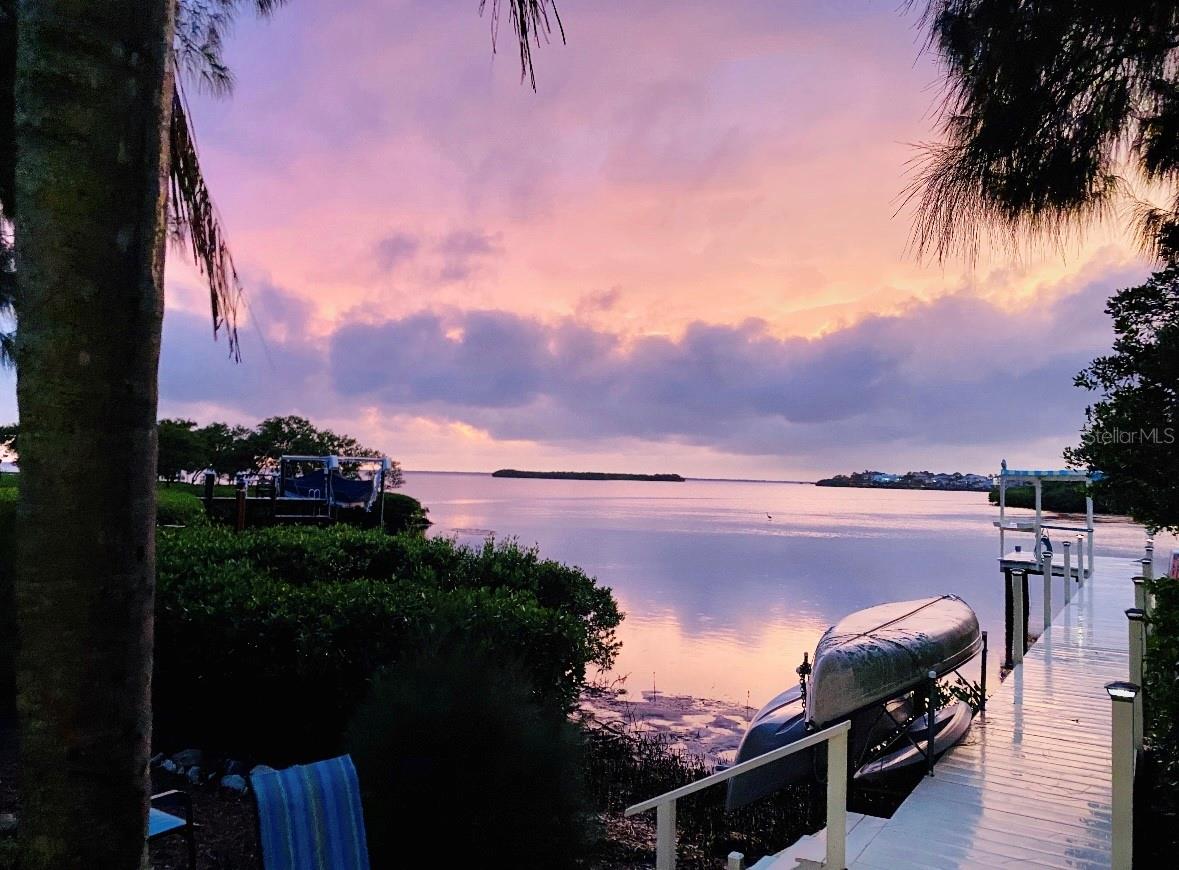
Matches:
[850,631,988,782]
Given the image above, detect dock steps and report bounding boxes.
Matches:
[750,813,887,869]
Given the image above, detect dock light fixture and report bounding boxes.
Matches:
[1105,681,1139,701]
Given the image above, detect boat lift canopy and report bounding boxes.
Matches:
[995,468,1104,484]
[993,462,1101,571]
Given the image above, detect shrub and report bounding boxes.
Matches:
[153,524,622,761]
[987,480,1133,516]
[1143,575,1179,861]
[346,647,592,868]
[155,486,207,526]
[336,492,430,534]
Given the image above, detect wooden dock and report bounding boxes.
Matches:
[853,553,1132,868]
[759,553,1137,869]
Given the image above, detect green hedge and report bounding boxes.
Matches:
[155,486,208,526]
[1143,576,1179,860]
[154,524,622,761]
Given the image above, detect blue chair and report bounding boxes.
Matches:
[148,789,196,869]
[251,754,370,870]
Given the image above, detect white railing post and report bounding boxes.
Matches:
[1085,495,1095,571]
[1033,479,1043,544]
[1076,534,1085,584]
[1146,539,1154,575]
[726,852,746,870]
[1012,569,1026,666]
[1042,557,1052,631]
[998,474,1007,560]
[825,724,848,870]
[655,800,676,870]
[1063,541,1072,603]
[625,721,851,870]
[1127,608,1146,755]
[1106,681,1139,870]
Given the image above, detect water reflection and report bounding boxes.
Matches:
[404,472,1173,705]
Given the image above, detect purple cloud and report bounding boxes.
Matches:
[155,263,1142,472]
[436,230,501,283]
[375,232,421,271]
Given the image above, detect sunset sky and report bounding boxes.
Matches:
[2,1,1155,478]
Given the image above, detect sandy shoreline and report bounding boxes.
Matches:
[579,688,758,767]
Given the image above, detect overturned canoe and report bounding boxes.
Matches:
[805,595,981,728]
[725,595,981,810]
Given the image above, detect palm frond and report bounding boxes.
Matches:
[174,1,290,97]
[168,81,241,361]
[479,0,565,90]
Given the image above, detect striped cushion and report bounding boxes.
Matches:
[252,754,370,870]
[147,808,187,838]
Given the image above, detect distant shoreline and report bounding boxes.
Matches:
[491,469,685,482]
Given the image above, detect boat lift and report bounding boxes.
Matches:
[277,454,392,524]
[994,462,1102,667]
[993,462,1100,572]
[204,454,393,529]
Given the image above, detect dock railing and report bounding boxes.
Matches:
[624,720,852,870]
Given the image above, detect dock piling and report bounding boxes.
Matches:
[1063,541,1072,601]
[1133,576,1149,619]
[1076,534,1085,583]
[234,482,247,533]
[1106,681,1139,870]
[926,670,937,777]
[1127,609,1146,754]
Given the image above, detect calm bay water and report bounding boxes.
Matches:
[402,472,1172,707]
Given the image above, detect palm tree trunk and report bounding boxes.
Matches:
[12,2,176,867]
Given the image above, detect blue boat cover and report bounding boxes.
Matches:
[283,470,378,509]
[283,468,328,499]
[252,755,371,870]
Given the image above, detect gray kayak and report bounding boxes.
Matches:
[805,595,981,728]
[725,594,981,810]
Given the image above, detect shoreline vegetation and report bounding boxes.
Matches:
[816,469,991,492]
[493,469,686,482]
[987,481,1124,516]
